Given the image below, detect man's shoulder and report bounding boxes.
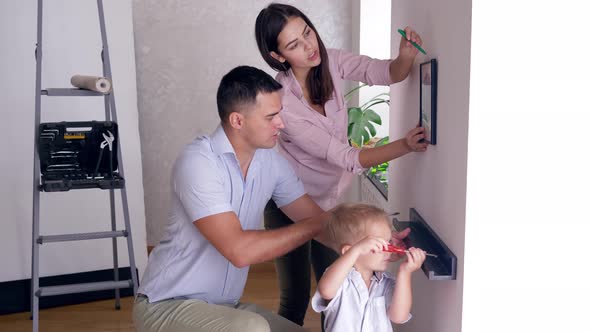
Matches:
[256,148,285,167]
[180,135,216,159]
[173,136,222,177]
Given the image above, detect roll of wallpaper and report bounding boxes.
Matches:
[70,75,112,94]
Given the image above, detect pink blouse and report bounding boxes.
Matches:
[275,48,393,210]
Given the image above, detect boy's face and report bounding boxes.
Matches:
[356,219,393,272]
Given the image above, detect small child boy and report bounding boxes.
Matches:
[312,203,426,332]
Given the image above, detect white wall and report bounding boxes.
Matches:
[133,0,355,245]
[388,0,590,331]
[463,1,590,331]
[387,0,472,331]
[0,0,148,282]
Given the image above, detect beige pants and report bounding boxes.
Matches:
[133,295,308,332]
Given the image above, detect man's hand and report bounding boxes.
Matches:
[388,228,411,262]
[280,194,333,248]
[391,227,410,246]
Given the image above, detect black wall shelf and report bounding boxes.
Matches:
[392,208,457,280]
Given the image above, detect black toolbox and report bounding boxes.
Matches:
[38,121,125,192]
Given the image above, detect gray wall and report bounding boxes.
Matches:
[133,0,355,245]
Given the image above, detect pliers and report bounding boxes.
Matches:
[100,130,115,151]
[93,130,115,178]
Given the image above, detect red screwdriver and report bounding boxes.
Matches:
[383,243,438,258]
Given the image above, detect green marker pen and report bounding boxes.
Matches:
[397,29,427,55]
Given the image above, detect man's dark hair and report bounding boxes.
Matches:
[216,66,282,123]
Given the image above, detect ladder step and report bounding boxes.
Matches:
[38,230,127,244]
[40,175,125,192]
[36,280,133,297]
[41,88,107,97]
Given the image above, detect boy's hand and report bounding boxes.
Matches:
[398,247,426,274]
[351,236,389,257]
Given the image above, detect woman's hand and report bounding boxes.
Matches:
[390,26,423,82]
[398,26,423,61]
[403,127,428,153]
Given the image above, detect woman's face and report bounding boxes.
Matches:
[273,16,321,71]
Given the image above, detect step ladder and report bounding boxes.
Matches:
[30,1,138,331]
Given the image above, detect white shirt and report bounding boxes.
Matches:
[311,268,411,332]
[138,125,305,304]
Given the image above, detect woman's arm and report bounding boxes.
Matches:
[390,26,423,83]
[358,127,427,168]
[389,56,415,83]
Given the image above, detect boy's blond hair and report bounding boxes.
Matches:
[327,203,391,248]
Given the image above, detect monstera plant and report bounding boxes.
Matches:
[345,83,390,148]
[345,84,390,187]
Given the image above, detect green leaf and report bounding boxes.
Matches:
[360,92,390,108]
[344,83,368,102]
[366,122,376,137]
[375,136,389,147]
[347,106,382,147]
[345,85,390,149]
[348,107,362,125]
[364,109,381,126]
[362,99,389,111]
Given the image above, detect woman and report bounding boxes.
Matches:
[255,3,427,327]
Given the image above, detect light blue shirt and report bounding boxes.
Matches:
[311,268,412,332]
[138,125,305,304]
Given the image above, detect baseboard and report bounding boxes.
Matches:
[0,267,136,316]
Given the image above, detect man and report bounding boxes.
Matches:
[133,66,331,332]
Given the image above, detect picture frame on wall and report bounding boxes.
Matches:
[420,58,437,145]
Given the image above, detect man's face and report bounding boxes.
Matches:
[241,91,284,149]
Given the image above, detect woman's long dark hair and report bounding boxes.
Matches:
[255,3,334,106]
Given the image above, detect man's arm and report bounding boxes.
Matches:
[279,194,333,248]
[194,195,330,268]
